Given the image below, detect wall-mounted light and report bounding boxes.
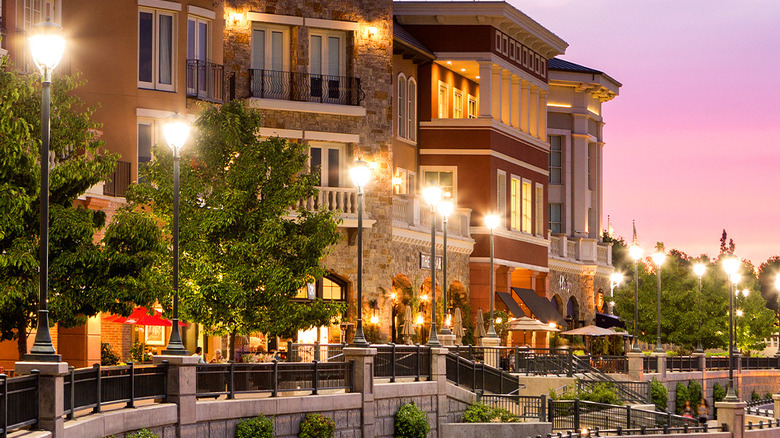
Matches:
[415,314,424,325]
[445,314,452,327]
[230,12,244,27]
[367,26,378,38]
[420,293,429,302]
[370,312,379,325]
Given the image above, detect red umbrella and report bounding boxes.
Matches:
[102,307,187,327]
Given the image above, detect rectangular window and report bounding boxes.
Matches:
[549,135,562,184]
[398,75,407,139]
[252,23,289,98]
[422,169,455,199]
[468,95,477,119]
[453,89,463,119]
[187,17,210,95]
[309,143,343,187]
[535,184,544,235]
[438,82,448,118]
[510,177,520,230]
[549,203,562,234]
[408,79,417,142]
[497,171,506,222]
[139,8,175,91]
[310,29,346,102]
[522,181,532,233]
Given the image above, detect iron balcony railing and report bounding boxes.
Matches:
[63,362,168,420]
[249,69,363,106]
[705,356,729,370]
[1,372,39,438]
[374,344,432,382]
[103,160,131,197]
[186,59,231,103]
[642,356,659,373]
[195,361,353,398]
[287,342,347,363]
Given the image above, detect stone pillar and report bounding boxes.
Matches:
[344,347,378,438]
[15,361,69,437]
[715,401,746,438]
[500,69,511,125]
[478,62,494,120]
[652,351,667,379]
[479,336,501,369]
[773,394,780,419]
[510,75,520,129]
[529,86,539,137]
[626,352,643,381]
[153,355,199,438]
[430,347,455,433]
[520,80,530,133]
[693,352,706,374]
[491,65,502,122]
[439,333,455,346]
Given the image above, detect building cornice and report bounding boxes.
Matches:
[470,256,549,273]
[392,227,474,254]
[419,116,550,153]
[471,227,549,248]
[420,148,548,177]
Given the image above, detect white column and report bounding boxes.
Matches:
[491,64,502,122]
[501,69,511,125]
[529,86,539,137]
[538,90,548,139]
[520,80,530,133]
[478,61,493,119]
[510,75,521,129]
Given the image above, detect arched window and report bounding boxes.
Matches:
[397,73,407,139]
[407,78,417,142]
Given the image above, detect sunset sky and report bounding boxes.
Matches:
[514,0,780,268]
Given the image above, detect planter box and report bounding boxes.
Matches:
[440,422,552,438]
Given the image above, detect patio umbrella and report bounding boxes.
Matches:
[453,308,466,345]
[402,305,415,345]
[102,307,187,327]
[507,316,559,332]
[474,308,487,339]
[560,325,615,337]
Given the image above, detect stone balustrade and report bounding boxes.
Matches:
[392,195,472,239]
[549,234,612,267]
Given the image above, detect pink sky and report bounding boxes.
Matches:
[513,0,780,268]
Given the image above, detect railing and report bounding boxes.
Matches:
[571,357,646,404]
[393,196,472,239]
[374,344,431,382]
[586,355,628,374]
[445,352,519,395]
[666,355,701,372]
[249,69,363,106]
[1,372,39,438]
[63,362,168,420]
[103,160,131,197]
[548,399,698,432]
[196,361,353,398]
[549,424,724,437]
[549,235,611,267]
[186,59,227,103]
[577,379,650,404]
[477,393,546,422]
[287,342,346,363]
[747,419,780,430]
[567,241,577,258]
[597,245,609,265]
[642,356,658,373]
[295,186,357,215]
[742,356,779,370]
[705,356,729,370]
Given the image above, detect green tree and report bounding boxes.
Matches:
[757,256,780,313]
[127,101,343,360]
[0,59,168,357]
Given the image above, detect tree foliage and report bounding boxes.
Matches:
[127,101,343,359]
[0,58,167,357]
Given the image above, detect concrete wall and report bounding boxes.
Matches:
[63,404,177,438]
[440,422,551,438]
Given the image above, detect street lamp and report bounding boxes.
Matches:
[609,272,623,315]
[349,159,371,347]
[485,214,501,338]
[722,256,741,402]
[775,275,780,358]
[422,186,442,347]
[693,263,706,353]
[161,113,191,356]
[24,20,66,362]
[437,198,454,336]
[629,244,644,353]
[651,251,665,353]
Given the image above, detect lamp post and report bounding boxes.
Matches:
[437,198,454,336]
[651,251,665,353]
[422,186,442,347]
[774,275,780,358]
[629,244,644,353]
[722,256,740,402]
[349,159,371,347]
[609,273,623,316]
[734,288,749,354]
[24,20,66,362]
[693,263,706,353]
[485,214,500,338]
[161,114,190,356]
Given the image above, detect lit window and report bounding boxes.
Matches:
[453,89,463,118]
[549,135,562,184]
[522,181,532,233]
[438,82,449,118]
[423,169,455,199]
[187,16,211,95]
[510,178,520,230]
[139,8,176,91]
[497,172,506,221]
[295,276,346,301]
[467,95,477,119]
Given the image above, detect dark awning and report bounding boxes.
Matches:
[511,288,566,326]
[595,312,626,329]
[496,291,526,318]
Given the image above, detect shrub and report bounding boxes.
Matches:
[462,402,519,423]
[130,341,151,363]
[651,378,668,411]
[713,383,726,403]
[299,413,335,438]
[582,382,621,405]
[126,430,157,438]
[765,392,773,400]
[687,380,703,407]
[394,403,429,438]
[675,382,689,415]
[751,390,761,401]
[236,415,274,438]
[101,342,120,366]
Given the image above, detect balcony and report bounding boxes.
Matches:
[392,196,472,240]
[186,60,232,103]
[295,186,358,216]
[549,234,612,267]
[103,161,131,197]
[249,69,363,106]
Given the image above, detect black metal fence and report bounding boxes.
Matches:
[63,362,168,419]
[586,355,628,374]
[642,356,658,373]
[186,59,228,103]
[445,352,519,395]
[666,355,701,372]
[548,399,698,432]
[287,342,346,363]
[705,356,729,370]
[1,372,39,438]
[477,393,546,421]
[577,379,650,404]
[374,344,431,382]
[742,356,780,369]
[545,423,724,437]
[249,69,363,106]
[103,160,131,197]
[195,361,353,398]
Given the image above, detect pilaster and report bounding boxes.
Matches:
[478,62,494,120]
[491,64,502,122]
[537,90,547,140]
[626,352,643,381]
[529,86,539,137]
[520,80,530,133]
[510,75,520,129]
[501,69,511,126]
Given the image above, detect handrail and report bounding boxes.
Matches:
[1,372,40,438]
[249,69,364,106]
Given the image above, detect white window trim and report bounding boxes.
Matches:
[497,170,507,227]
[453,88,463,119]
[467,94,477,119]
[420,166,457,200]
[309,28,347,77]
[187,16,211,60]
[407,77,417,143]
[305,17,359,31]
[534,182,544,237]
[521,178,533,234]
[138,7,177,91]
[397,73,408,140]
[510,175,521,231]
[308,142,345,188]
[187,5,214,19]
[247,12,303,26]
[251,22,291,71]
[138,0,181,11]
[437,81,449,119]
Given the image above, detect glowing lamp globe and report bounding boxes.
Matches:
[652,252,665,266]
[422,186,442,207]
[484,214,500,231]
[163,113,190,154]
[349,159,371,189]
[722,256,740,276]
[775,274,780,291]
[693,263,706,278]
[629,245,643,261]
[30,20,65,73]
[610,272,623,285]
[437,199,454,219]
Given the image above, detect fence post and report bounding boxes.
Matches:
[14,361,68,438]
[287,341,293,362]
[547,398,553,423]
[228,362,235,400]
[574,399,580,431]
[312,360,320,395]
[1,373,7,438]
[626,405,631,429]
[93,364,101,414]
[391,344,396,383]
[153,354,198,437]
[272,361,279,397]
[416,344,421,382]
[567,349,574,377]
[67,367,74,420]
[314,341,321,362]
[127,362,135,409]
[540,394,547,422]
[455,347,460,386]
